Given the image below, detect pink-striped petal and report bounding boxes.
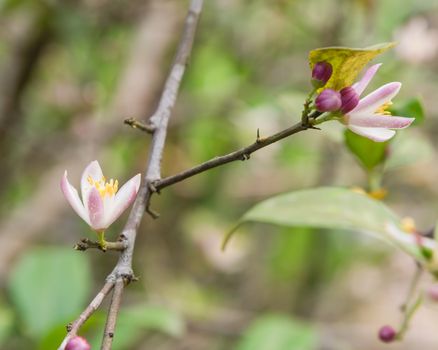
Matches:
[81,160,103,203]
[104,174,141,228]
[61,171,90,225]
[348,125,396,142]
[348,114,414,129]
[352,63,382,96]
[353,82,401,115]
[86,187,105,230]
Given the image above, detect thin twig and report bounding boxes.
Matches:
[58,2,203,349]
[107,0,204,282]
[59,282,115,350]
[101,279,125,350]
[74,238,127,252]
[154,117,320,191]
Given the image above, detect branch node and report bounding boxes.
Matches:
[148,180,160,194]
[124,117,156,134]
[241,153,250,161]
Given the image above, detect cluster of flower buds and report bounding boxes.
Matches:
[310,61,414,142]
[311,62,360,113]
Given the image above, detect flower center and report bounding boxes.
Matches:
[87,176,118,198]
[375,101,392,115]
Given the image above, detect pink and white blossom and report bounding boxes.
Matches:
[343,64,414,142]
[61,160,141,232]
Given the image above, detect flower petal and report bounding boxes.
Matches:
[353,82,401,115]
[348,114,414,129]
[86,187,105,230]
[81,160,104,203]
[104,174,141,228]
[352,63,382,96]
[61,171,90,225]
[348,125,396,142]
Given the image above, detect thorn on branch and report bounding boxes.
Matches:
[256,128,267,144]
[124,117,156,134]
[145,193,160,219]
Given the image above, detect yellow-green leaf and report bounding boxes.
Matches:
[309,42,395,91]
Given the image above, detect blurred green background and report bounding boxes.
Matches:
[1,0,438,349]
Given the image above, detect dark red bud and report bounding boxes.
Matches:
[311,61,333,87]
[378,325,396,343]
[340,86,359,114]
[65,336,91,350]
[428,284,438,301]
[315,88,342,112]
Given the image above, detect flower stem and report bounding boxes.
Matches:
[97,231,107,251]
[367,168,383,193]
[396,294,422,340]
[312,112,335,125]
[301,88,317,125]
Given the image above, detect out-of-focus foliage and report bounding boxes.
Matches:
[235,314,318,350]
[9,247,92,339]
[89,305,185,350]
[1,0,438,349]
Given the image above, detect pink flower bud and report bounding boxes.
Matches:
[311,61,333,87]
[340,86,359,114]
[427,284,438,301]
[65,336,91,350]
[315,88,342,112]
[378,325,396,343]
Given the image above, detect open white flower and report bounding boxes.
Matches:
[61,160,141,232]
[343,64,415,142]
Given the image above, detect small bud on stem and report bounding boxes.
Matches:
[378,325,397,343]
[340,86,359,114]
[311,61,333,88]
[315,88,342,112]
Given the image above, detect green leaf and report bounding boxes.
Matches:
[235,314,317,350]
[344,129,388,171]
[390,97,425,126]
[0,303,14,346]
[309,42,395,90]
[224,187,425,261]
[89,305,185,350]
[9,247,92,339]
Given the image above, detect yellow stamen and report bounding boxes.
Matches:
[375,101,393,115]
[401,217,416,234]
[87,175,119,198]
